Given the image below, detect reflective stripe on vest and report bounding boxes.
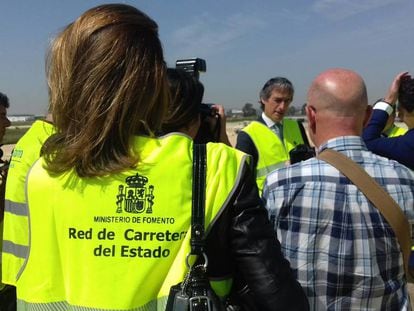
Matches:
[242,119,304,192]
[2,240,28,259]
[5,200,28,216]
[17,296,169,311]
[2,120,55,285]
[17,134,247,310]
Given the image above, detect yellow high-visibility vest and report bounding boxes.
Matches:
[17,134,248,310]
[242,119,305,193]
[2,120,54,285]
[384,124,407,138]
[0,220,4,290]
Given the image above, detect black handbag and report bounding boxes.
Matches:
[0,285,17,311]
[166,144,225,311]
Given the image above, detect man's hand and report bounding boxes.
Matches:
[211,104,232,146]
[384,71,411,105]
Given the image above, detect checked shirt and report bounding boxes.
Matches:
[263,136,414,311]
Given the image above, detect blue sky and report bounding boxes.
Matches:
[1,0,414,115]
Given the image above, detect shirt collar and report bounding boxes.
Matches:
[262,112,281,128]
[318,136,368,153]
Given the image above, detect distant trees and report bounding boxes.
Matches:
[301,103,307,115]
[242,103,257,117]
[228,102,307,118]
[286,105,297,116]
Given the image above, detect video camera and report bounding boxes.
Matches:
[175,58,206,80]
[175,58,221,143]
[289,144,315,164]
[176,58,217,119]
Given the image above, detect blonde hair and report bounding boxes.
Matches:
[43,4,169,177]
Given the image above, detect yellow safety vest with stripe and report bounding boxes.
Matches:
[242,119,304,192]
[2,120,55,286]
[384,124,407,138]
[0,220,5,290]
[16,134,248,310]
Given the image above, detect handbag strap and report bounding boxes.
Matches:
[191,143,207,255]
[317,148,411,274]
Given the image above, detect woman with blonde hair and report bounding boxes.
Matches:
[14,4,307,310]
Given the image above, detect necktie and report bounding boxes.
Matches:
[272,123,283,141]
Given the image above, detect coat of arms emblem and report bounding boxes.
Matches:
[116,173,154,214]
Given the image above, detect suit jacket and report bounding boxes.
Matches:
[235,117,265,169]
[363,109,414,170]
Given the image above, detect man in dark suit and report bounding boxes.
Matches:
[363,72,414,170]
[236,77,311,193]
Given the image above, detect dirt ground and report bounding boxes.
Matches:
[226,120,247,146]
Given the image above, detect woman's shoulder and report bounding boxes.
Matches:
[206,142,247,158]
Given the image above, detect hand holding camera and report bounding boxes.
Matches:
[176,58,231,145]
[196,104,231,145]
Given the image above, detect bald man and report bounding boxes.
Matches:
[263,68,414,310]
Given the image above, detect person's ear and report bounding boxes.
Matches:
[306,104,316,133]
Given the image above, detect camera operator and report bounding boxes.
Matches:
[363,71,414,170]
[194,103,231,145]
[164,68,309,311]
[172,58,231,146]
[163,67,231,145]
